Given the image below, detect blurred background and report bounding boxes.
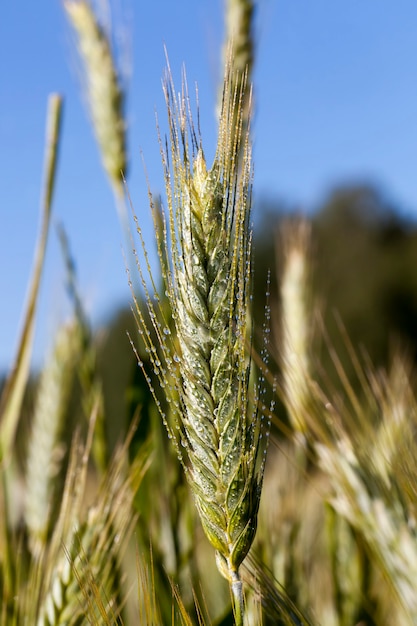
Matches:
[2,0,417,381]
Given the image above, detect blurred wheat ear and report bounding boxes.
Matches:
[131,60,270,624]
[221,0,254,142]
[34,415,151,626]
[279,220,313,445]
[25,321,82,557]
[63,0,127,198]
[312,348,417,624]
[63,0,139,286]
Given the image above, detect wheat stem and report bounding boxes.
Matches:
[231,571,244,626]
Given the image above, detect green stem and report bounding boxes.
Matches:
[230,569,244,626]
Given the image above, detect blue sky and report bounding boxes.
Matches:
[2,1,417,372]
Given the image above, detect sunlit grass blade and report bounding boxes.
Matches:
[243,552,314,625]
[0,94,63,462]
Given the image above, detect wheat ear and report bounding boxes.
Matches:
[36,429,150,625]
[63,0,127,196]
[221,0,254,145]
[315,355,417,624]
[25,322,81,557]
[132,63,269,623]
[279,220,312,443]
